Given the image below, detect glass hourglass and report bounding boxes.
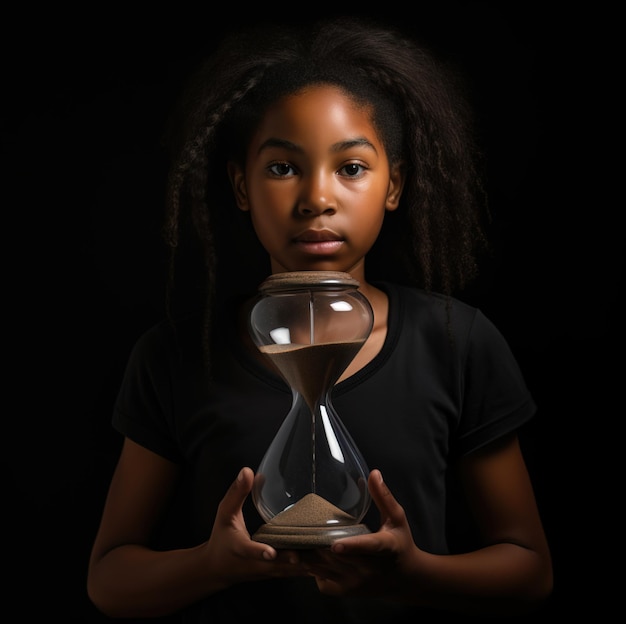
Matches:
[248,271,374,548]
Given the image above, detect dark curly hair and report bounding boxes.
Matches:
[161,16,489,356]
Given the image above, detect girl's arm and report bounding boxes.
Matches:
[306,433,553,615]
[87,439,305,618]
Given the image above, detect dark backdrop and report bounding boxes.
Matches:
[4,2,621,620]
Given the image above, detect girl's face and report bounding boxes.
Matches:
[228,84,404,279]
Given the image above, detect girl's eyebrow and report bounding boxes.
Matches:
[257,137,378,155]
[333,137,378,154]
[257,138,302,154]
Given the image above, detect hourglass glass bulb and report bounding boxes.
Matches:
[248,271,374,548]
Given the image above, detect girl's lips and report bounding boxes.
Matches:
[293,229,344,254]
[294,239,344,254]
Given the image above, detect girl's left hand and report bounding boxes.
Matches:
[302,469,421,597]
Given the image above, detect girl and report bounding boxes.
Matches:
[87,16,553,622]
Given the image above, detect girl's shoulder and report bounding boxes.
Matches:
[379,281,510,353]
[379,281,480,323]
[125,312,206,368]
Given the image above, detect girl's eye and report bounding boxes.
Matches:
[339,163,366,177]
[268,162,295,176]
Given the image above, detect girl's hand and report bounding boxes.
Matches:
[303,437,553,614]
[302,469,420,598]
[203,467,307,589]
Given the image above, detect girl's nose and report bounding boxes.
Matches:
[297,172,336,216]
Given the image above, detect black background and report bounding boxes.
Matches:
[3,2,621,620]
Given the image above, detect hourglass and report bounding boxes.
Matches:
[248,271,374,548]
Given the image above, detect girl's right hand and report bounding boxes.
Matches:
[88,444,307,619]
[203,467,307,590]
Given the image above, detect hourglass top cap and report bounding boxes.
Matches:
[259,271,361,293]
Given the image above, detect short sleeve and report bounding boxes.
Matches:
[112,322,183,463]
[454,309,536,455]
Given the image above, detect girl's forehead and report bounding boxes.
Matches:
[263,84,374,129]
[248,86,385,160]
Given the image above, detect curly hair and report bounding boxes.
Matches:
[161,16,488,354]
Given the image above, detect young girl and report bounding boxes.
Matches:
[87,16,553,622]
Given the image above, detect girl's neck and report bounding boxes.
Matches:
[339,282,388,382]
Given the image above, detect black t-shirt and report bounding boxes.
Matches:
[113,282,536,622]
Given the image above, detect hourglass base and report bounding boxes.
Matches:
[252,522,371,549]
